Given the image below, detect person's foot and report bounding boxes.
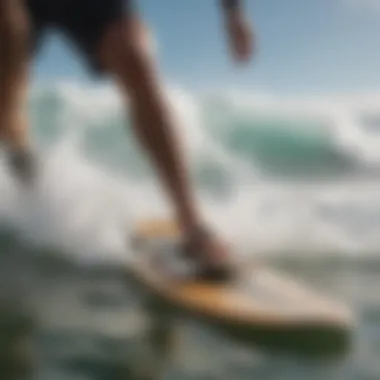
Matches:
[181,225,237,283]
[8,149,37,186]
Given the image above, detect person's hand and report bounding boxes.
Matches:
[224,10,255,64]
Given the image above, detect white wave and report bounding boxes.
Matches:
[3,83,380,263]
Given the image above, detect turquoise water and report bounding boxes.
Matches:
[2,83,380,378]
[1,240,379,380]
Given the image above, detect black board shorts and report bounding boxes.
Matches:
[25,0,132,75]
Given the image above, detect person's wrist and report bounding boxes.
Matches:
[221,0,240,11]
[223,8,244,27]
[222,0,242,17]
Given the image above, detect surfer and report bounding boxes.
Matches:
[0,0,254,281]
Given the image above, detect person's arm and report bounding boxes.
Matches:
[219,0,253,64]
[0,0,30,151]
[220,0,242,12]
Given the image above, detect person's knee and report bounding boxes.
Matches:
[99,20,157,90]
[0,2,30,41]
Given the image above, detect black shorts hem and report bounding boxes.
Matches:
[26,0,132,76]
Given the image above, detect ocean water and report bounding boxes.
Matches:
[2,83,380,379]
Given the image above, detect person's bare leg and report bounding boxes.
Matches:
[97,16,232,275]
[0,0,34,183]
[98,18,202,235]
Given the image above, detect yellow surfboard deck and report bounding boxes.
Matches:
[127,219,353,356]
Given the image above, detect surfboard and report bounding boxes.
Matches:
[126,219,353,356]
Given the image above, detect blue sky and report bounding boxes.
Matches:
[32,0,380,94]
